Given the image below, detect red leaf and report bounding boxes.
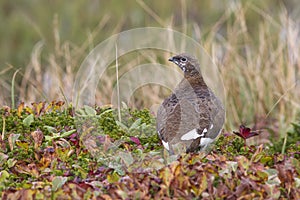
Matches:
[233,125,260,140]
[130,137,141,146]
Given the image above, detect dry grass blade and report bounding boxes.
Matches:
[136,0,166,26]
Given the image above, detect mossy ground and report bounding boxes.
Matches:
[0,102,299,199]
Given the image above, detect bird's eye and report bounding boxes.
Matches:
[180,57,187,62]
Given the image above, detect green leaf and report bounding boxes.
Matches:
[52,176,68,191]
[256,170,268,180]
[116,120,129,132]
[0,170,9,183]
[98,109,113,117]
[116,190,128,199]
[236,156,249,172]
[60,129,76,138]
[252,153,263,163]
[129,118,142,131]
[72,164,88,179]
[23,114,34,126]
[260,156,272,164]
[84,105,97,116]
[45,132,60,141]
[119,151,134,167]
[295,177,300,188]
[7,158,17,168]
[264,169,280,185]
[264,168,278,177]
[43,125,57,133]
[108,158,125,176]
[291,158,300,175]
[8,133,20,151]
[45,135,52,142]
[75,108,86,116]
[228,161,238,172]
[0,152,8,166]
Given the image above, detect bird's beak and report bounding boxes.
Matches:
[168,56,179,65]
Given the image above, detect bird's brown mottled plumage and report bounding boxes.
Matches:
[156,53,225,154]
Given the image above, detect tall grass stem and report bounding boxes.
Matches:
[115,44,121,122]
[11,69,21,109]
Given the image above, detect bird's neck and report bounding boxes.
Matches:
[175,72,208,98]
[184,71,207,88]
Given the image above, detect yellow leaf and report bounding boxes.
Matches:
[54,101,65,110]
[35,102,45,116]
[160,167,173,187]
[45,101,55,113]
[25,106,34,114]
[107,171,120,183]
[191,173,208,197]
[236,156,250,173]
[16,140,29,150]
[17,102,24,117]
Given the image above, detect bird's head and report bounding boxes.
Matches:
[168,53,201,76]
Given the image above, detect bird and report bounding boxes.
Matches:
[156,53,225,154]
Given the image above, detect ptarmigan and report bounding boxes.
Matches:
[156,53,225,154]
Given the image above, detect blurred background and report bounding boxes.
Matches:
[0,0,300,136]
[1,0,299,67]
